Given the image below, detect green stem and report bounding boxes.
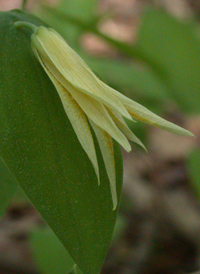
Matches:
[22,0,28,11]
[14,21,38,33]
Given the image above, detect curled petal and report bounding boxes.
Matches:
[33,48,100,184]
[90,121,117,210]
[31,27,132,120]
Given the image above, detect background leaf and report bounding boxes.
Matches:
[136,8,200,113]
[31,228,82,274]
[0,10,123,274]
[84,56,170,103]
[0,156,18,217]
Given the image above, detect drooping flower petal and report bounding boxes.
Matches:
[104,83,194,137]
[33,47,100,183]
[31,27,132,120]
[34,38,119,208]
[90,120,117,210]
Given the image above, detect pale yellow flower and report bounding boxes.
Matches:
[28,26,193,210]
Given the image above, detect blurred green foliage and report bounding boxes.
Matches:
[137,8,200,113]
[30,215,125,274]
[0,157,18,217]
[36,0,98,48]
[30,228,82,274]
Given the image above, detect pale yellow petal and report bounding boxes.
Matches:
[90,120,117,210]
[32,27,132,120]
[65,86,132,152]
[33,47,100,183]
[108,109,147,152]
[102,83,194,137]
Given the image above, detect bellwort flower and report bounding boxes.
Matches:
[14,23,194,210]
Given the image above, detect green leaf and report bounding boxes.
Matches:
[0,10,123,274]
[57,0,98,21]
[137,8,200,113]
[31,228,82,274]
[187,149,200,198]
[0,156,18,217]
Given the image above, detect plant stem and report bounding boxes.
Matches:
[14,21,38,33]
[22,0,28,11]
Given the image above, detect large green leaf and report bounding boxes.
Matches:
[0,10,123,274]
[0,156,18,217]
[136,8,200,113]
